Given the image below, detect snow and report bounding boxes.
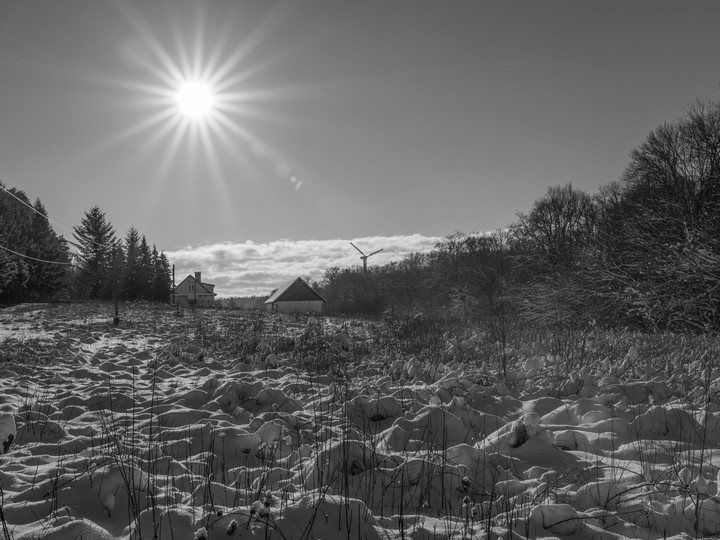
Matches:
[0,303,719,539]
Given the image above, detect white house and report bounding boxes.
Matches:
[264,277,325,314]
[174,272,217,307]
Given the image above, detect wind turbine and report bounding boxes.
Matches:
[350,242,383,273]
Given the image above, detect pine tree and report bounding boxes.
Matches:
[25,199,70,300]
[109,243,125,305]
[122,227,142,301]
[151,246,160,300]
[0,236,19,298]
[138,235,153,300]
[0,184,32,302]
[73,206,117,300]
[0,210,19,297]
[152,248,172,303]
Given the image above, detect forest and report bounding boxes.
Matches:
[316,100,720,336]
[0,191,172,305]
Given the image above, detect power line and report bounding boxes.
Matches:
[0,182,114,250]
[0,182,71,234]
[0,242,76,266]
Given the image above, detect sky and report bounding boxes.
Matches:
[2,1,720,296]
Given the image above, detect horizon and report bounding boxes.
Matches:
[3,1,720,296]
[166,233,444,298]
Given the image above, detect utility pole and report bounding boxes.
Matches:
[172,264,178,315]
[112,247,120,326]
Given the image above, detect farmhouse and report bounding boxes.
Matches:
[265,277,326,314]
[174,272,217,307]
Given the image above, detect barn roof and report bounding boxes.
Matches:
[264,277,326,304]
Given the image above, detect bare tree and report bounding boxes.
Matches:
[596,100,720,331]
[513,183,597,272]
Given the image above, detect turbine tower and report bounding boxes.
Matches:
[350,242,383,273]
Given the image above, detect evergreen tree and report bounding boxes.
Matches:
[73,206,117,300]
[138,235,153,300]
[0,238,20,299]
[109,243,125,304]
[122,227,142,301]
[152,248,172,303]
[0,184,32,302]
[0,184,71,302]
[151,245,160,300]
[0,207,19,298]
[25,199,70,300]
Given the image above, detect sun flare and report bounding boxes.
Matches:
[97,0,313,218]
[175,80,215,119]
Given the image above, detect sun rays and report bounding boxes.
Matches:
[83,1,317,223]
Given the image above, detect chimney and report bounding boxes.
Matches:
[195,271,201,284]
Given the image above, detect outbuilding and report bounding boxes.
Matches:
[264,277,325,314]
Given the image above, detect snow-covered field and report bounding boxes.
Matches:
[1,303,720,539]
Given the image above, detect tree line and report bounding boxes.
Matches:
[0,189,172,304]
[317,99,720,335]
[4,96,719,329]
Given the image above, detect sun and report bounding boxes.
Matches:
[96,0,314,215]
[175,80,215,119]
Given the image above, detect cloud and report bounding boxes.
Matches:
[165,234,443,297]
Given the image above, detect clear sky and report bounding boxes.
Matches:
[2,1,720,296]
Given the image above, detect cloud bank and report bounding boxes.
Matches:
[165,234,443,297]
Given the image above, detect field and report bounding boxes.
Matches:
[1,303,720,539]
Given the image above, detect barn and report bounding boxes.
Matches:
[265,277,326,314]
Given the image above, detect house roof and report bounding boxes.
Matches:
[265,277,326,304]
[176,274,217,296]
